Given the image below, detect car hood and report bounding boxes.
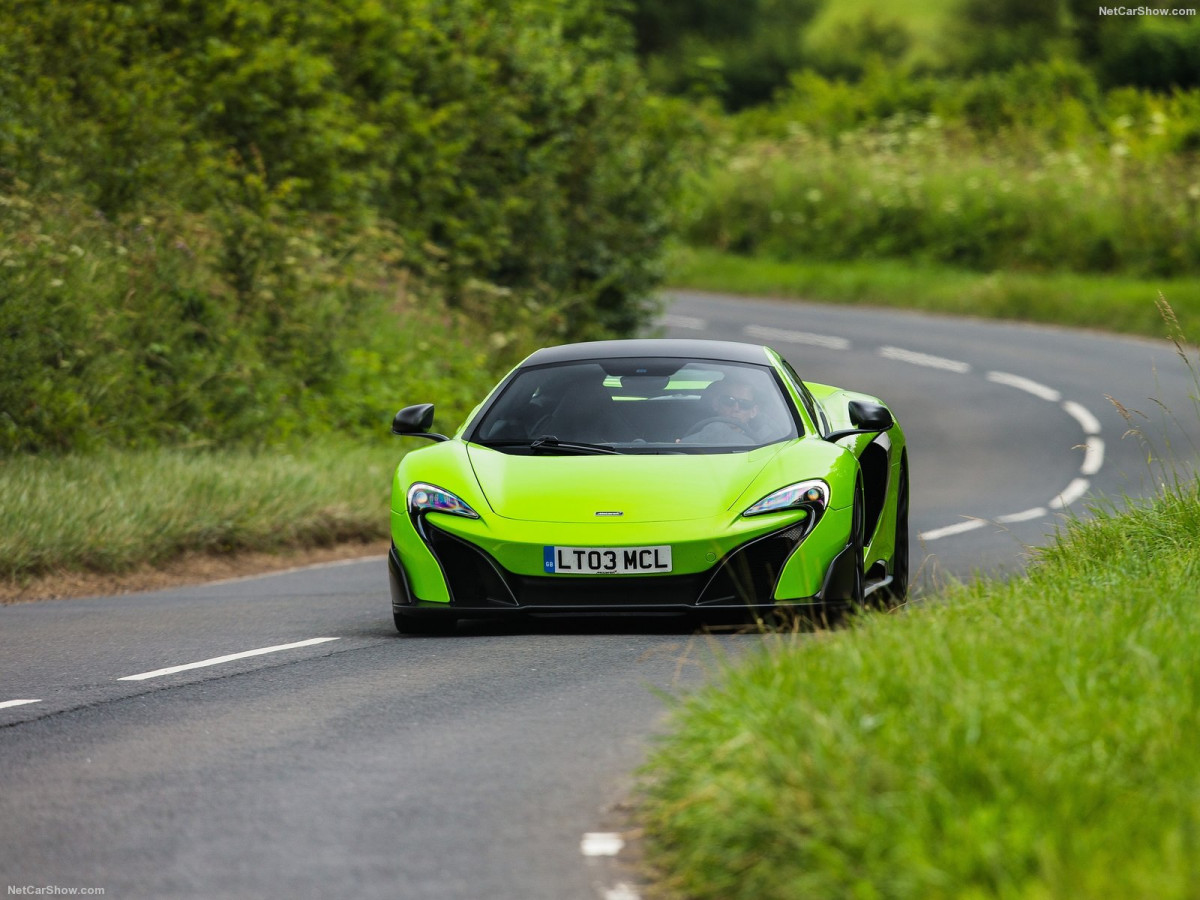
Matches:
[465,444,785,523]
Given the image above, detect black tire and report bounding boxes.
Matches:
[847,483,866,607]
[818,479,866,617]
[393,612,457,636]
[882,462,910,607]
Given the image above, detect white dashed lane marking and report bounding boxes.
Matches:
[1081,436,1105,476]
[744,324,851,351]
[995,507,1048,524]
[662,312,1108,541]
[119,637,341,681]
[860,344,1107,537]
[878,346,972,373]
[986,371,1062,402]
[660,314,706,330]
[582,833,641,900]
[603,885,641,900]
[918,519,988,541]
[1063,400,1102,434]
[0,699,41,710]
[581,833,625,856]
[1050,478,1092,510]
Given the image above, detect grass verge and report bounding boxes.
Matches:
[638,481,1200,898]
[665,245,1200,339]
[0,438,401,585]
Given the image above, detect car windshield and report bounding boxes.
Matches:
[469,358,799,454]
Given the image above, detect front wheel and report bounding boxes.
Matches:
[847,483,866,606]
[881,462,910,608]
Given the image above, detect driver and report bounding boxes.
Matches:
[682,378,759,444]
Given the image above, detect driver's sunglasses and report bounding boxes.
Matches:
[719,394,756,411]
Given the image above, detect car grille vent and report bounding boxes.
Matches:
[424,523,518,606]
[422,518,816,610]
[697,519,814,605]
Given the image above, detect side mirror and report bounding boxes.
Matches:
[848,400,894,432]
[391,403,449,442]
[825,400,894,443]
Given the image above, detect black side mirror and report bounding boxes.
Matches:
[825,400,894,443]
[848,400,894,432]
[391,403,449,442]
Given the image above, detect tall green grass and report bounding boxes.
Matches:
[665,245,1200,339]
[680,117,1200,278]
[0,440,402,581]
[639,483,1200,898]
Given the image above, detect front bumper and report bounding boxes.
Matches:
[389,511,857,618]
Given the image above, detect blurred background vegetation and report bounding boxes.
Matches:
[2,0,1199,456]
[0,0,690,454]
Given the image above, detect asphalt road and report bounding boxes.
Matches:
[3,291,1197,900]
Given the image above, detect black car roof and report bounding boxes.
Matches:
[521,339,772,367]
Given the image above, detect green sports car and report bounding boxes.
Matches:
[387,339,908,633]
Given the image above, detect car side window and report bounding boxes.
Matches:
[781,360,829,436]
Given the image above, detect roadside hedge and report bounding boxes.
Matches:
[0,0,689,453]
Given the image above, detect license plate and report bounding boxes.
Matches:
[543,545,672,575]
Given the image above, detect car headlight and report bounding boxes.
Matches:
[407,482,480,519]
[742,480,829,517]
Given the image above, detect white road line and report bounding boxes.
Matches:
[995,507,1048,524]
[604,884,641,900]
[1062,400,1102,435]
[986,371,1062,402]
[581,833,625,857]
[913,363,1105,536]
[879,346,971,374]
[1081,436,1105,475]
[119,637,340,682]
[1050,478,1091,510]
[732,328,1104,540]
[660,314,706,330]
[919,519,987,541]
[744,324,850,351]
[0,699,41,710]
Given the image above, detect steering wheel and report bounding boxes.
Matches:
[682,416,752,440]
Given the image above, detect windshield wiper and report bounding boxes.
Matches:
[476,436,622,455]
[530,436,622,455]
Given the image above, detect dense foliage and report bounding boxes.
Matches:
[682,62,1200,277]
[0,192,498,452]
[5,0,1197,454]
[0,0,689,453]
[626,0,1200,109]
[622,0,1200,281]
[628,0,822,108]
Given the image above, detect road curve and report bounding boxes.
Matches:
[660,289,1200,585]
[2,292,1196,900]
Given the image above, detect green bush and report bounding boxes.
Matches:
[627,0,823,108]
[677,65,1200,278]
[0,182,515,454]
[943,0,1077,72]
[1097,17,1200,91]
[0,0,689,454]
[683,125,1200,275]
